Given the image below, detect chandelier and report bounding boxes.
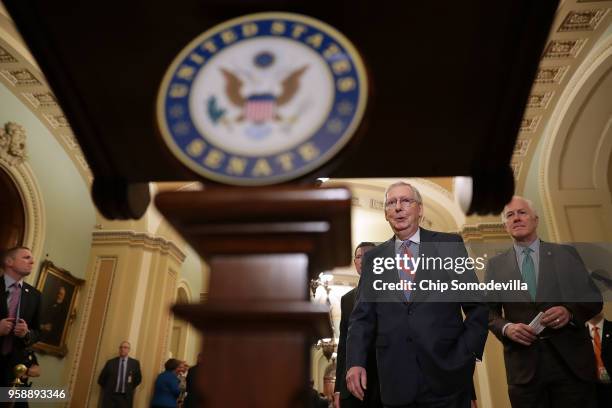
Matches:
[315,338,337,361]
[310,273,333,305]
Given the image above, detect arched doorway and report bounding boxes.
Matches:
[541,34,612,242]
[0,167,25,250]
[170,286,190,360]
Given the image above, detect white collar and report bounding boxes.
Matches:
[587,319,604,337]
[396,228,420,244]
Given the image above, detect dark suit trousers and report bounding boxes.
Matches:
[341,396,363,408]
[102,392,131,408]
[508,340,595,408]
[595,383,612,408]
[0,351,21,387]
[382,381,471,408]
[341,392,384,408]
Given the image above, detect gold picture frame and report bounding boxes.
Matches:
[33,260,84,357]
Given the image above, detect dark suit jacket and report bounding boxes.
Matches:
[183,363,200,408]
[347,229,488,406]
[98,356,142,403]
[335,287,382,406]
[0,277,42,385]
[486,242,602,385]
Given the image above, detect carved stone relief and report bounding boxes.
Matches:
[0,121,27,165]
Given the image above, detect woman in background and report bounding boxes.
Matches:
[151,358,181,408]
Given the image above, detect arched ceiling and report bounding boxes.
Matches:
[0,3,91,184]
[510,1,611,191]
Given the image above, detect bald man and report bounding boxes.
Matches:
[98,341,142,408]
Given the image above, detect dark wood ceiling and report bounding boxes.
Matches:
[3,0,558,217]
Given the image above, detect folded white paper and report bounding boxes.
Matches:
[529,312,545,334]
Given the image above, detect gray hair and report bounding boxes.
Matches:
[501,195,538,222]
[384,181,423,205]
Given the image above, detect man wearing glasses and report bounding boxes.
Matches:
[345,182,488,408]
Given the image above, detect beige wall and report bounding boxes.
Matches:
[67,231,186,408]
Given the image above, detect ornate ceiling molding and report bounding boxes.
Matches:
[0,129,46,264]
[539,32,612,242]
[511,1,612,191]
[0,18,92,184]
[92,230,186,263]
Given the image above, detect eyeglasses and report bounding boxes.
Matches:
[385,197,419,209]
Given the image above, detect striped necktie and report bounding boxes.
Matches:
[592,327,611,383]
[400,241,415,301]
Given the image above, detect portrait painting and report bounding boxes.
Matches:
[34,260,84,357]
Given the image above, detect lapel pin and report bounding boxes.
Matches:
[606,333,610,338]
[25,288,29,293]
[547,252,552,256]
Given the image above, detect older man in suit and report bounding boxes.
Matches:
[335,241,381,408]
[486,196,602,408]
[0,246,41,387]
[346,182,488,408]
[98,341,142,408]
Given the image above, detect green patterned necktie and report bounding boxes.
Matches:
[521,247,537,301]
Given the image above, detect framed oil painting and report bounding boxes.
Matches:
[33,260,84,357]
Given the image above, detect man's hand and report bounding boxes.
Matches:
[0,318,15,336]
[26,364,40,378]
[333,392,340,408]
[346,366,367,401]
[14,319,29,338]
[541,306,571,329]
[505,323,536,346]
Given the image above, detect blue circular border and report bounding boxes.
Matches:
[158,13,367,185]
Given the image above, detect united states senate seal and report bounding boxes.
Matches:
[157,12,368,185]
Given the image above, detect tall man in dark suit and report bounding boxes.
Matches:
[346,182,489,408]
[184,352,203,408]
[486,196,602,408]
[98,340,142,408]
[335,241,382,408]
[0,246,41,387]
[587,312,612,408]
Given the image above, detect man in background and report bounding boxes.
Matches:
[184,353,203,408]
[0,247,41,387]
[98,340,142,408]
[335,241,381,408]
